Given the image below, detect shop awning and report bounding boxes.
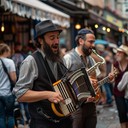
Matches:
[0,0,70,27]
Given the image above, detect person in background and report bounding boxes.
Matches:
[13,20,72,128]
[59,43,68,57]
[112,45,128,128]
[12,43,30,127]
[11,43,24,78]
[102,51,114,107]
[118,71,128,105]
[0,43,17,128]
[21,46,29,59]
[28,40,37,55]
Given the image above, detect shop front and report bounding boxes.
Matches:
[0,0,70,50]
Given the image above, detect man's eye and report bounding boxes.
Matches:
[50,36,59,40]
[50,37,55,40]
[89,41,94,43]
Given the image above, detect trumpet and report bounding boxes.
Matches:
[87,49,105,75]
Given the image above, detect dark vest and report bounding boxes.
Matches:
[28,51,67,120]
[113,61,128,97]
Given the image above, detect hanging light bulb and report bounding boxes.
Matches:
[94,24,99,28]
[102,26,106,31]
[75,23,81,30]
[106,28,111,32]
[1,23,5,32]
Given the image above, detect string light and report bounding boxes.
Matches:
[102,26,106,31]
[106,28,111,32]
[94,24,99,28]
[1,23,5,32]
[75,23,81,30]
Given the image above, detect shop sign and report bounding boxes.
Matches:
[105,15,123,28]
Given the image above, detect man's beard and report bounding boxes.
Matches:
[43,40,60,62]
[82,45,92,56]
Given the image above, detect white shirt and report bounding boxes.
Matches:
[13,49,58,99]
[0,58,16,96]
[117,72,128,99]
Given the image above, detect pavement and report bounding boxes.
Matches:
[96,101,121,128]
[16,101,120,128]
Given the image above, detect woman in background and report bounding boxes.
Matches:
[0,43,17,128]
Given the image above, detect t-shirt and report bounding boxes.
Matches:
[0,58,16,96]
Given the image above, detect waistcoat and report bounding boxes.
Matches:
[28,51,66,120]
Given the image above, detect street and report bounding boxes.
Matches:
[96,101,121,128]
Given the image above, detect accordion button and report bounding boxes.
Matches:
[65,98,72,105]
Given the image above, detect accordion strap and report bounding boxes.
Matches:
[0,58,12,81]
[34,51,56,86]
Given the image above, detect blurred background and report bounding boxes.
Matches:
[0,0,128,54]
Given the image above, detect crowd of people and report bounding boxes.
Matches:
[0,19,128,128]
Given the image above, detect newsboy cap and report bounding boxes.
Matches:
[35,20,62,39]
[117,45,128,56]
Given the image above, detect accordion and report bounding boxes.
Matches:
[51,67,96,117]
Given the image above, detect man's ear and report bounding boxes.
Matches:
[79,38,84,45]
[37,37,43,45]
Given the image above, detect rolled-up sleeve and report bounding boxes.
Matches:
[13,55,38,99]
[63,54,72,69]
[117,72,128,91]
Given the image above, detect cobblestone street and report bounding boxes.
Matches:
[96,102,121,128]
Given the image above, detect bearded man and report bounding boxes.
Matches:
[63,29,100,128]
[13,20,72,128]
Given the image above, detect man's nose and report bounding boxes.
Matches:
[91,43,95,48]
[55,38,59,44]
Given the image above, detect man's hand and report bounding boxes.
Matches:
[90,77,98,88]
[48,91,64,104]
[109,66,119,82]
[86,96,95,102]
[108,72,114,81]
[108,69,119,83]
